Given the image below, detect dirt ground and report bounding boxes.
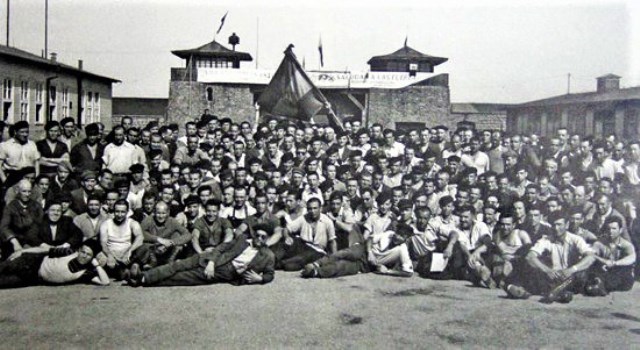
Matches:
[1,272,639,349]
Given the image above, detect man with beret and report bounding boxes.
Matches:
[70,170,99,214]
[127,163,149,211]
[70,123,104,175]
[36,121,70,176]
[59,117,84,151]
[0,121,40,189]
[27,199,84,250]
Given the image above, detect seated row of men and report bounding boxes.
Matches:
[1,171,635,304]
[0,115,637,303]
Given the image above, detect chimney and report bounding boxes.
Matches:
[78,59,83,70]
[50,52,57,62]
[596,74,621,93]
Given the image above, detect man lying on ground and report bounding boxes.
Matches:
[126,224,274,287]
[0,241,109,288]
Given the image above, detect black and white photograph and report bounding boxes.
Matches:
[0,0,639,348]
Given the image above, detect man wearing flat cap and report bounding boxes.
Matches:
[70,123,104,176]
[127,163,149,211]
[0,121,40,189]
[70,170,98,214]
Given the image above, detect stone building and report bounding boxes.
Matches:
[167,36,457,130]
[449,103,509,131]
[506,74,640,139]
[0,44,118,132]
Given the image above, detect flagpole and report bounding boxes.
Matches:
[255,17,259,69]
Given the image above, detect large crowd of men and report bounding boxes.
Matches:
[0,113,637,303]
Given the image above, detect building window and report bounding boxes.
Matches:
[206,87,214,102]
[3,79,12,100]
[94,92,100,121]
[86,92,93,123]
[35,83,44,124]
[49,85,57,121]
[2,79,13,122]
[61,88,70,118]
[20,81,29,121]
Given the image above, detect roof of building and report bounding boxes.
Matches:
[0,45,119,83]
[512,86,640,108]
[451,103,512,114]
[113,97,168,116]
[597,73,621,79]
[367,45,448,65]
[172,40,253,61]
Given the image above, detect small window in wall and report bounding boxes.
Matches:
[624,109,639,139]
[206,87,214,102]
[86,92,93,123]
[35,83,44,124]
[49,85,57,120]
[20,81,29,121]
[94,92,100,121]
[61,88,69,118]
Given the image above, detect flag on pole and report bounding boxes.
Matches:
[258,44,344,132]
[318,36,324,67]
[216,11,228,34]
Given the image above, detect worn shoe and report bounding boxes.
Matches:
[506,284,531,299]
[585,277,608,297]
[478,266,496,289]
[129,263,143,287]
[555,291,573,303]
[301,263,318,278]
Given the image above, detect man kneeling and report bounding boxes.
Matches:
[127,225,274,286]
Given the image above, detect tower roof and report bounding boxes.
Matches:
[367,45,447,66]
[172,40,252,61]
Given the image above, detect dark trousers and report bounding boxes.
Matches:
[315,243,368,278]
[0,253,45,288]
[273,238,325,271]
[144,254,240,287]
[335,226,364,251]
[507,263,589,296]
[589,263,635,292]
[104,248,150,280]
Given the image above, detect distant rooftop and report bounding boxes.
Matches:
[172,40,252,61]
[0,44,119,83]
[367,45,448,66]
[515,86,640,108]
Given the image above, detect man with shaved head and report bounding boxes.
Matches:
[139,201,193,268]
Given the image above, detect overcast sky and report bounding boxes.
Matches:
[3,0,639,103]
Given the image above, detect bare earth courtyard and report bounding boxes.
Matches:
[1,272,639,349]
